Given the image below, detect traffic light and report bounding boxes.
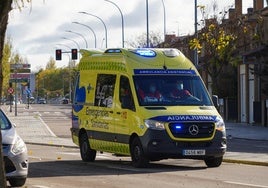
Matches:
[55,49,62,60]
[71,49,78,60]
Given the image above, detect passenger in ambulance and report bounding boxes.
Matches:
[170,80,191,99]
[144,83,163,102]
[136,83,145,101]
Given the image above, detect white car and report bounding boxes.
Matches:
[1,109,28,187]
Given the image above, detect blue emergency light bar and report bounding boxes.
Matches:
[131,49,156,57]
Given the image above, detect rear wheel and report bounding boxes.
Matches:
[130,137,149,168]
[79,133,96,162]
[204,156,223,167]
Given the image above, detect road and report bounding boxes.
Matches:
[7,104,268,188]
[23,145,268,188]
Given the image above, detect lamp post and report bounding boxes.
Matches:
[146,0,149,47]
[161,0,166,42]
[104,0,124,48]
[72,21,97,48]
[58,39,75,104]
[56,43,72,50]
[79,11,108,48]
[194,0,198,66]
[65,30,88,48]
[61,37,80,50]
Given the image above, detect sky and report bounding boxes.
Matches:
[6,0,264,72]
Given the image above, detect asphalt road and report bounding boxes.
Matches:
[8,104,268,188]
[20,144,268,188]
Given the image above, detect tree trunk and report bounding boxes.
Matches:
[0,1,13,187]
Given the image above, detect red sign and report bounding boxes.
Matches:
[10,73,30,79]
[8,87,14,94]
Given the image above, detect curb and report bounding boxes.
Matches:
[223,158,268,166]
[25,141,78,149]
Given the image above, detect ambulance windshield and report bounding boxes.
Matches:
[134,75,212,106]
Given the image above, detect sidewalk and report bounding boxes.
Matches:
[224,122,268,166]
[3,105,268,166]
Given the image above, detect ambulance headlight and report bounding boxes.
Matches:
[215,117,225,132]
[145,120,165,130]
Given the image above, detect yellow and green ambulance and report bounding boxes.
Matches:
[71,48,227,168]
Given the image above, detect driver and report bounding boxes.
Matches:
[171,80,191,99]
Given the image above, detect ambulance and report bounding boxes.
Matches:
[71,48,227,168]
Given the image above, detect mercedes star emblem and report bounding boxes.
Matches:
[189,124,199,135]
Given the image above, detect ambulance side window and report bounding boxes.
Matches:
[94,74,116,108]
[119,76,135,111]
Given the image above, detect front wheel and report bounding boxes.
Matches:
[130,137,149,168]
[79,133,96,162]
[204,156,223,168]
[9,178,26,187]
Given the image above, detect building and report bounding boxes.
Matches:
[160,0,268,126]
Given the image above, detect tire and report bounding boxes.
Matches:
[130,137,149,168]
[204,156,223,168]
[9,177,26,187]
[79,133,96,162]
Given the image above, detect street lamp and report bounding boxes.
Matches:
[61,37,80,50]
[146,0,149,47]
[65,30,88,48]
[56,43,72,50]
[194,0,199,66]
[72,21,97,48]
[161,0,166,42]
[79,11,108,48]
[104,0,125,48]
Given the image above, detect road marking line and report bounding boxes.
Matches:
[32,185,51,188]
[38,116,56,137]
[224,181,268,188]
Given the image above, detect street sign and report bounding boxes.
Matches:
[10,73,30,79]
[10,64,31,70]
[9,78,28,83]
[10,69,31,73]
[7,87,14,94]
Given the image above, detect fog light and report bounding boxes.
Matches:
[21,161,28,168]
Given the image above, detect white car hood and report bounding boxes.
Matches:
[1,127,17,145]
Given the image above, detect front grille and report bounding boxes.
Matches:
[2,144,9,153]
[168,122,215,139]
[4,156,16,173]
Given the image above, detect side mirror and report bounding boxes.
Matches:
[212,95,219,108]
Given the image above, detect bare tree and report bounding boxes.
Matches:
[127,31,163,48]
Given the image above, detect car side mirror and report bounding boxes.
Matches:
[212,95,219,108]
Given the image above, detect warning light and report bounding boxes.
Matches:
[131,49,156,57]
[71,49,78,60]
[55,49,62,60]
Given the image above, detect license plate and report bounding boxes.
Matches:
[183,149,206,156]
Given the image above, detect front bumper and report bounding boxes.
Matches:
[3,147,28,179]
[139,129,227,160]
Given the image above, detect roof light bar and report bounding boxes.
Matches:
[132,49,156,57]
